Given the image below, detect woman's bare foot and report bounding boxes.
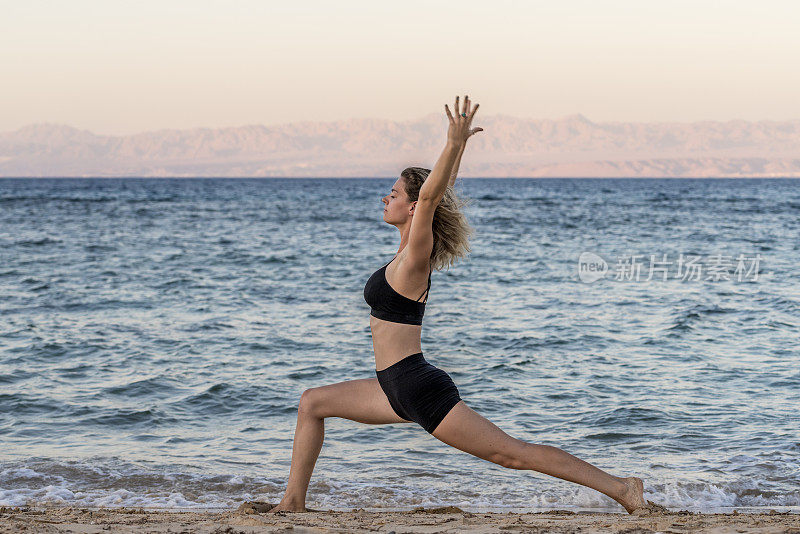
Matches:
[236,500,308,514]
[266,500,308,513]
[616,477,648,514]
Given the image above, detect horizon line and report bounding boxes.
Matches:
[5,113,800,137]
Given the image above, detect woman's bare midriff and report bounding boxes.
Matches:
[371,250,430,372]
[371,317,423,371]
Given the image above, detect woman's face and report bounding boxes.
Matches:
[382,178,415,224]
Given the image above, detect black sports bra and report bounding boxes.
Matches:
[363,256,432,326]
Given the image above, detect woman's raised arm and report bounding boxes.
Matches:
[448,143,466,188]
[448,99,483,187]
[419,95,483,202]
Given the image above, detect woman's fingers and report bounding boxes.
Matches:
[469,102,480,120]
[447,95,480,133]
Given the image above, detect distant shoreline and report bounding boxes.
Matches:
[3,117,799,178]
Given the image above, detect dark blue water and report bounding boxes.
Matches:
[1,177,798,513]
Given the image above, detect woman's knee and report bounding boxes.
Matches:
[488,451,524,470]
[298,387,324,419]
[488,441,532,470]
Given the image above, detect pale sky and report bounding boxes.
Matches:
[2,0,799,135]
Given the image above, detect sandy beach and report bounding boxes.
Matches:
[1,504,798,533]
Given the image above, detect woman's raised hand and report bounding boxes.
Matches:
[445,95,483,146]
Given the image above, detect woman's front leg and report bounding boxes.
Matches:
[269,377,410,512]
[431,401,648,514]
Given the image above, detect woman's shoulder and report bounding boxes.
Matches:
[395,249,432,276]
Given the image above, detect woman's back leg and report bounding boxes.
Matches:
[431,400,648,514]
[270,377,410,512]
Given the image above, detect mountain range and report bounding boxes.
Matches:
[2,114,799,177]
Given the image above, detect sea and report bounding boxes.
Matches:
[1,177,798,513]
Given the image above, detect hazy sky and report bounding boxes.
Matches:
[2,0,799,134]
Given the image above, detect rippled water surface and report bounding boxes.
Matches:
[1,177,798,513]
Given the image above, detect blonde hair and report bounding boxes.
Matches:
[400,167,475,271]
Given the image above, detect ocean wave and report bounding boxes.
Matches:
[1,460,798,512]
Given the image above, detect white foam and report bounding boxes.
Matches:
[1,460,798,512]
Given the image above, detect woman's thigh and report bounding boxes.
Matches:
[303,377,412,425]
[431,400,528,467]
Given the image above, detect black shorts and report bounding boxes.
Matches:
[375,352,462,434]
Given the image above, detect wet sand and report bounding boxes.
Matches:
[1,503,798,533]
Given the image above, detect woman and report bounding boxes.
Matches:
[267,96,653,515]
